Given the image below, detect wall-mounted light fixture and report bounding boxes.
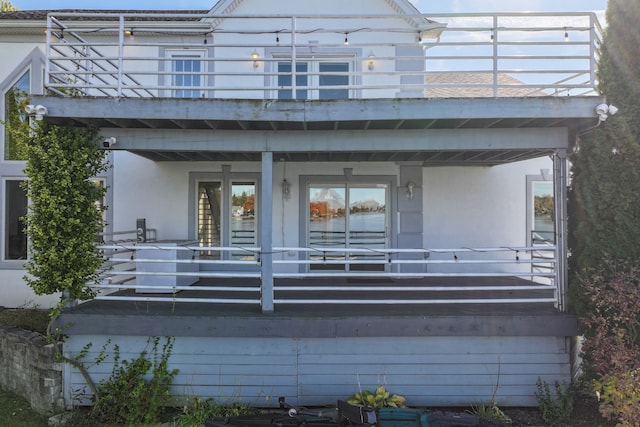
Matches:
[344,32,349,45]
[251,50,260,69]
[24,104,48,121]
[564,27,569,42]
[595,103,619,123]
[282,178,291,200]
[125,29,134,40]
[367,51,375,71]
[406,181,416,200]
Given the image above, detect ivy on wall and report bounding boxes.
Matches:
[21,122,108,307]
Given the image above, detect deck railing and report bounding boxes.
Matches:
[44,12,602,99]
[91,243,559,308]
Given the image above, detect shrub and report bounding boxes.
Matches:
[92,337,178,425]
[578,265,640,425]
[534,378,574,425]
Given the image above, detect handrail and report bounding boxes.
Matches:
[44,11,602,99]
[89,244,558,307]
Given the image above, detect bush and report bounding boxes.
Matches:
[579,265,640,426]
[91,337,178,425]
[534,378,574,425]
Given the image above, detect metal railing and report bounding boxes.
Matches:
[44,12,602,99]
[90,243,558,308]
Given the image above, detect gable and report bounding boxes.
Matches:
[206,0,436,31]
[208,0,422,15]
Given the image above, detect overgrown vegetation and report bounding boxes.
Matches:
[535,378,574,425]
[88,337,178,426]
[21,123,108,316]
[0,306,50,334]
[175,398,259,427]
[579,266,640,426]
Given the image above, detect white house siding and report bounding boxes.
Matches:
[64,334,570,408]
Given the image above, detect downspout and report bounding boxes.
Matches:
[553,149,568,311]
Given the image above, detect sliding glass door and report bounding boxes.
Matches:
[308,184,387,271]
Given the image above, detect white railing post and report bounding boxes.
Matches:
[45,16,52,92]
[117,15,124,97]
[291,16,297,100]
[492,15,498,98]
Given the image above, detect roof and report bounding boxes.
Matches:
[0,10,208,21]
[425,73,546,98]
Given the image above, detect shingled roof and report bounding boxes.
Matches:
[0,10,208,21]
[425,72,545,98]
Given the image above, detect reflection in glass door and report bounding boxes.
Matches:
[198,182,221,259]
[308,184,387,271]
[231,182,256,260]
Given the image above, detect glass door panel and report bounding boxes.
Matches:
[309,186,346,270]
[231,182,256,260]
[348,186,387,270]
[308,184,388,271]
[198,182,221,259]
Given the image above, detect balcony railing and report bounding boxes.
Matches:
[92,243,559,309]
[44,12,602,99]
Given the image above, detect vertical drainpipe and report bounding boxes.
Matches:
[261,151,274,313]
[553,149,568,312]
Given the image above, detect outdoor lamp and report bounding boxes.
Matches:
[251,50,260,69]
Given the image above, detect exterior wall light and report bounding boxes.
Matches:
[406,181,415,200]
[251,50,260,69]
[368,51,375,71]
[282,179,291,200]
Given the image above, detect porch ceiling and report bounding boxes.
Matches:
[32,95,601,165]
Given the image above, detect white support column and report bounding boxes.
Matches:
[554,149,568,311]
[261,151,274,313]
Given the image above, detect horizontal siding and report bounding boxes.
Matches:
[64,335,570,408]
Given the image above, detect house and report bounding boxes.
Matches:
[0,0,605,409]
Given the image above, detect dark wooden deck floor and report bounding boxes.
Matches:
[53,276,578,338]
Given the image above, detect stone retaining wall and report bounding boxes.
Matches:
[0,324,64,415]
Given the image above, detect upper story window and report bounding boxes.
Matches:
[4,70,30,160]
[277,57,351,100]
[170,51,204,98]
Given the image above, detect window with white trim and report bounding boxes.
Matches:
[169,51,205,98]
[277,56,351,100]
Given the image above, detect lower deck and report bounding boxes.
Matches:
[54,276,576,338]
[56,276,577,409]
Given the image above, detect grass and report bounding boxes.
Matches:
[0,307,50,334]
[0,388,49,427]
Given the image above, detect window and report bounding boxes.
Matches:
[170,52,204,98]
[277,57,351,100]
[4,180,27,260]
[4,70,30,160]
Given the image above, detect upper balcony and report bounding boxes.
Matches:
[43,11,603,101]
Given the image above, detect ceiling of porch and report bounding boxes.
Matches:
[32,95,601,166]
